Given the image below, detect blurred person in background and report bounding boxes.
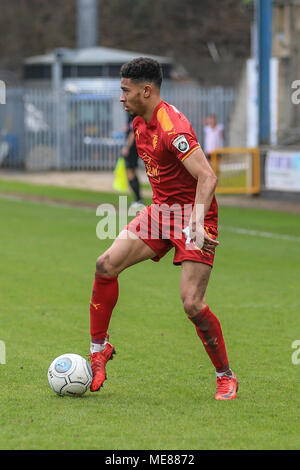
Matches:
[121,113,144,208]
[203,114,224,175]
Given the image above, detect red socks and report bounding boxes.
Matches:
[90,273,228,375]
[188,305,229,373]
[90,273,119,343]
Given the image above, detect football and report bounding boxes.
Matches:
[47,353,93,396]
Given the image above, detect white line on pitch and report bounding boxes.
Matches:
[1,193,300,243]
[220,225,300,243]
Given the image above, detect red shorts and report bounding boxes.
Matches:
[126,204,218,267]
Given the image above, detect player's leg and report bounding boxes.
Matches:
[180,261,238,400]
[95,229,156,277]
[89,230,157,391]
[180,260,229,371]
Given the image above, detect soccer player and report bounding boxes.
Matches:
[89,58,238,400]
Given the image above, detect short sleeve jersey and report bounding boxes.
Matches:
[133,100,218,221]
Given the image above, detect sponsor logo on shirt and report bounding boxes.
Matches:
[172,135,190,153]
[142,152,160,183]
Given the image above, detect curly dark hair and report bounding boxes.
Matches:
[120,57,163,88]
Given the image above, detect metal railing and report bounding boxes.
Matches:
[0,81,235,171]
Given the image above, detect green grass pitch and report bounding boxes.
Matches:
[0,181,300,450]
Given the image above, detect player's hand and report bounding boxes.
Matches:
[188,221,219,254]
[201,229,219,254]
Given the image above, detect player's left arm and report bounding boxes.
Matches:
[182,147,219,252]
[165,123,219,251]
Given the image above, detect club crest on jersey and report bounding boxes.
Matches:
[172,135,190,153]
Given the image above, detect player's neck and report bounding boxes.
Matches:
[142,97,162,123]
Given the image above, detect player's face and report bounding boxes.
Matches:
[120,78,146,116]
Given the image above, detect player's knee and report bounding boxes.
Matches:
[96,253,118,277]
[182,295,206,317]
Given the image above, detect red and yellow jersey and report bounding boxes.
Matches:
[133,100,218,222]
